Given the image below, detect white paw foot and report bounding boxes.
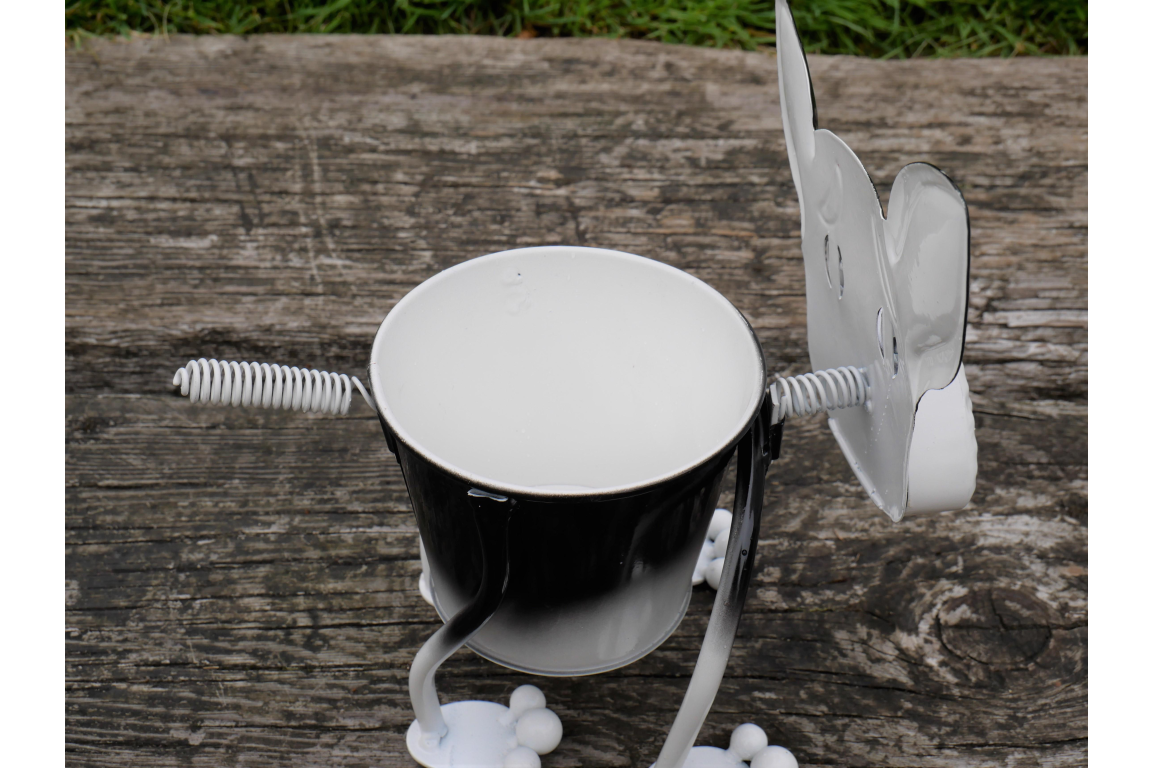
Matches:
[678,723,799,768]
[692,508,733,590]
[405,685,563,768]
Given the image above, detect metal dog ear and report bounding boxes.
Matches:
[885,162,970,400]
[886,163,976,516]
[776,0,818,216]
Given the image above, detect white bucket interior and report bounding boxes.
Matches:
[369,246,764,495]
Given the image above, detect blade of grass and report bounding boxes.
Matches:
[65,0,1087,57]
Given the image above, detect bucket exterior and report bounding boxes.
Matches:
[368,245,768,676]
[388,425,737,676]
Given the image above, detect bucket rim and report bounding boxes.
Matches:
[368,245,767,500]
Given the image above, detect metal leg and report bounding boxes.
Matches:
[409,489,513,746]
[417,537,436,606]
[653,417,766,768]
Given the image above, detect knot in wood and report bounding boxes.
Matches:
[937,588,1057,667]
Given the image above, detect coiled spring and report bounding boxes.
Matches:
[172,358,376,415]
[172,357,863,424]
[768,367,869,425]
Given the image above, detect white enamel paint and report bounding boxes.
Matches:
[654,722,798,768]
[693,508,732,587]
[404,687,563,768]
[906,365,978,513]
[369,246,765,496]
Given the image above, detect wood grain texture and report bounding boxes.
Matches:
[66,35,1087,767]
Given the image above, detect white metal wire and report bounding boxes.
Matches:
[768,367,869,425]
[171,358,376,415]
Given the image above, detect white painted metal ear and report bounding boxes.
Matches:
[775,0,977,520]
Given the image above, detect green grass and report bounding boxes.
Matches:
[65,0,1087,57]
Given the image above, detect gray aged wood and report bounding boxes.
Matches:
[66,35,1087,768]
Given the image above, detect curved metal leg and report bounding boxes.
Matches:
[654,417,766,768]
[409,489,513,747]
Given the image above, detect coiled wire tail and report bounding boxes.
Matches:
[768,367,869,425]
[172,358,376,415]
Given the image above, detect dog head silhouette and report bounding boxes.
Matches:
[776,0,977,519]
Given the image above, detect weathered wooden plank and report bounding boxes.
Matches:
[66,396,1086,767]
[66,34,1086,768]
[66,36,1085,402]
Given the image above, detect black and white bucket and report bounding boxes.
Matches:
[368,245,770,676]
